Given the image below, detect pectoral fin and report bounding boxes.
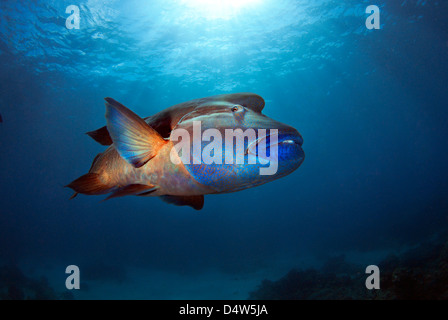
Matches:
[161,195,204,210]
[105,97,166,168]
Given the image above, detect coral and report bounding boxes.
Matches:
[249,264,370,300]
[249,236,448,300]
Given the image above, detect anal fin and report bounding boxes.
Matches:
[161,195,204,210]
[105,184,157,200]
[137,189,158,197]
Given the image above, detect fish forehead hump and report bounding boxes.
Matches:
[155,92,265,122]
[199,92,265,113]
[147,93,265,137]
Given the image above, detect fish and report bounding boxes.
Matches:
[0,113,2,123]
[66,93,305,210]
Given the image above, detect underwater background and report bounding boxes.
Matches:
[1,0,448,299]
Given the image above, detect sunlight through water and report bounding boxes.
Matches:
[178,0,263,20]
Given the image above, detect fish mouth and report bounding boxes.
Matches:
[245,132,303,157]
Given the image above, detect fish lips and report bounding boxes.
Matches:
[246,132,304,164]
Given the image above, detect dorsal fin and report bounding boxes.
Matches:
[160,195,204,210]
[86,126,112,146]
[105,97,167,168]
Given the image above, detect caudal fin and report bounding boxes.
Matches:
[65,173,110,195]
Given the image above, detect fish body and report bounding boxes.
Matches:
[89,140,210,196]
[67,93,305,210]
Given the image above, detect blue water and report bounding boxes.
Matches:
[1,0,448,299]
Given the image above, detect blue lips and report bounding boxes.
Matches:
[276,133,305,164]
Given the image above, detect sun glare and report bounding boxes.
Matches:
[179,0,262,20]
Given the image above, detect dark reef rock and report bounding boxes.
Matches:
[249,262,373,300]
[249,237,448,300]
[0,265,73,300]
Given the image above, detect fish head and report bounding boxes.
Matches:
[170,93,305,193]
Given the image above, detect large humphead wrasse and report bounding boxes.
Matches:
[67,93,304,210]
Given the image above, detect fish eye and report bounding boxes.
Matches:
[231,105,243,112]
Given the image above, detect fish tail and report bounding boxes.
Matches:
[65,173,111,196]
[69,192,79,200]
